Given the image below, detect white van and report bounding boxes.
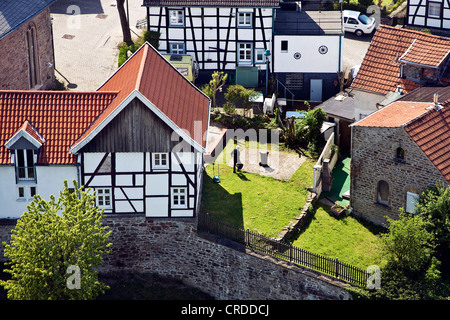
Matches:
[343,10,376,37]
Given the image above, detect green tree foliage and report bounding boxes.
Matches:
[0,181,112,300]
[201,71,228,109]
[224,85,259,117]
[380,211,435,272]
[415,182,450,260]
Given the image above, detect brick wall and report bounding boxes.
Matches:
[0,7,55,90]
[351,126,448,225]
[0,216,351,300]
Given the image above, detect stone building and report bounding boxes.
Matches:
[350,97,450,225]
[0,0,56,90]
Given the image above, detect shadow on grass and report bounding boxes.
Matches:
[201,168,244,230]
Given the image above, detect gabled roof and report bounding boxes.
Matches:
[142,0,279,7]
[0,0,56,40]
[0,43,210,165]
[399,39,450,68]
[404,102,450,182]
[70,42,210,153]
[0,91,118,164]
[352,99,450,182]
[351,25,450,95]
[5,120,45,149]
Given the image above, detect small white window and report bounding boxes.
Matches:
[171,187,187,208]
[17,187,25,200]
[169,43,185,54]
[237,12,252,27]
[428,2,441,18]
[255,48,265,63]
[153,153,169,169]
[97,188,112,209]
[169,9,184,26]
[238,43,252,65]
[406,191,420,214]
[30,186,37,198]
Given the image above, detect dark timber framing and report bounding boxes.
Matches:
[145,4,276,74]
[407,0,450,30]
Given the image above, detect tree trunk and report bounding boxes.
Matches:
[116,0,133,45]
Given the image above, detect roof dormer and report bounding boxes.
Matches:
[4,120,45,151]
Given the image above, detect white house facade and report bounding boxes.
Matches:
[407,0,450,30]
[144,0,277,86]
[0,43,211,219]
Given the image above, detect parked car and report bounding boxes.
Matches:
[343,10,376,37]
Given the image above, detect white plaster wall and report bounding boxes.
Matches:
[0,165,78,219]
[273,35,342,73]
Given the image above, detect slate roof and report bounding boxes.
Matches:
[353,99,450,182]
[0,43,210,165]
[351,25,450,95]
[0,0,56,40]
[142,0,280,7]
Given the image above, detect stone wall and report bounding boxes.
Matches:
[0,216,351,300]
[0,7,55,90]
[351,126,447,225]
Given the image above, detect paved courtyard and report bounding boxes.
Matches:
[50,0,145,90]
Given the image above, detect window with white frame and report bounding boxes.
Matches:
[169,9,184,26]
[152,153,169,169]
[171,187,187,208]
[169,42,185,54]
[428,1,441,18]
[406,191,420,214]
[255,48,265,63]
[281,40,288,53]
[237,12,252,27]
[96,188,112,209]
[17,186,25,200]
[238,43,252,65]
[15,149,36,182]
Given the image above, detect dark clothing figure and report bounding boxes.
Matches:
[232,147,240,173]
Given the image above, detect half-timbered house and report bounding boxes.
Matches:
[143,0,278,85]
[0,42,211,218]
[407,0,450,30]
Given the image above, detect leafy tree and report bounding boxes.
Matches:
[201,71,228,109]
[380,211,435,272]
[415,182,450,263]
[224,85,259,117]
[0,181,112,300]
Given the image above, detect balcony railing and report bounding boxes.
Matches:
[16,166,37,183]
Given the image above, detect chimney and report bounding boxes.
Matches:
[434,93,439,105]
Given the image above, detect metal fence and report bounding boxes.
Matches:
[198,212,369,287]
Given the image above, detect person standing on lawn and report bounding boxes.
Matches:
[232,145,241,173]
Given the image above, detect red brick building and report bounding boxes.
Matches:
[0,0,56,90]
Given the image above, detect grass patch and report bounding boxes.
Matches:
[201,164,309,238]
[290,203,387,270]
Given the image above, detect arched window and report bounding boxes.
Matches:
[377,180,389,206]
[26,24,40,88]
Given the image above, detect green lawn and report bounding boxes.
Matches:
[201,164,308,238]
[291,203,387,270]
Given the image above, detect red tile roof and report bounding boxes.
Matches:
[7,120,45,146]
[354,99,450,182]
[0,91,118,164]
[1,43,210,165]
[351,25,450,95]
[353,101,434,127]
[72,42,210,151]
[404,102,450,182]
[399,39,450,68]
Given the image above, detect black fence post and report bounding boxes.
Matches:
[335,257,339,279]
